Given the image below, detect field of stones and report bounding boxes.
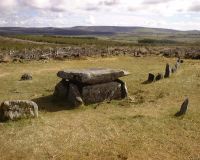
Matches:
[0,52,199,159]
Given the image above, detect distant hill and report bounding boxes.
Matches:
[0,26,200,36]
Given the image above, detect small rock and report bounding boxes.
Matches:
[20,73,32,81]
[164,63,171,78]
[175,98,189,117]
[155,73,164,81]
[0,100,38,121]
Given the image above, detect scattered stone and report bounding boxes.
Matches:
[164,63,171,78]
[147,73,155,83]
[0,100,38,121]
[155,73,164,81]
[20,73,32,81]
[175,98,189,117]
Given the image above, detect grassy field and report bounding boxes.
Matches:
[0,56,200,160]
[6,35,133,47]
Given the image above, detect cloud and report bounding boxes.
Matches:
[142,0,173,5]
[189,4,200,12]
[0,0,17,10]
[85,6,100,11]
[0,0,199,30]
[99,0,120,6]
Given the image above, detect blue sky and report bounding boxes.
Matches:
[0,0,200,30]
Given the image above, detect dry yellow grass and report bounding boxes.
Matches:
[0,56,199,160]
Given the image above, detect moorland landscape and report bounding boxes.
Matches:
[0,26,199,159]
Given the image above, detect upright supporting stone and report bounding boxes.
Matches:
[82,81,122,104]
[164,63,171,78]
[116,79,128,98]
[67,83,83,107]
[53,79,69,99]
[147,73,155,83]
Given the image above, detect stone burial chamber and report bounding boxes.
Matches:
[53,68,130,107]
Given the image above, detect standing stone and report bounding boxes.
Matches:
[0,100,38,121]
[164,63,171,78]
[175,62,180,69]
[147,73,155,82]
[175,98,189,117]
[155,73,164,81]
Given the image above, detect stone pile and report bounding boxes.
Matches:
[144,58,182,83]
[0,100,38,121]
[53,68,129,107]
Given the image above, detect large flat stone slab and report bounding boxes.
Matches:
[57,68,129,84]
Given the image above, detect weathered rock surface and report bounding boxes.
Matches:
[82,81,122,104]
[20,73,32,81]
[0,100,38,121]
[57,68,129,84]
[175,98,189,117]
[164,63,171,78]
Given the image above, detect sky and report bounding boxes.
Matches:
[0,0,200,30]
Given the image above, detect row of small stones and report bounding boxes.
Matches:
[146,59,183,83]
